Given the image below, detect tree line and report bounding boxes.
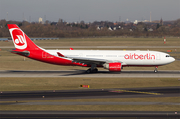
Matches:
[0,19,180,38]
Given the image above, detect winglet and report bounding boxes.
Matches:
[70,48,74,50]
[57,52,64,57]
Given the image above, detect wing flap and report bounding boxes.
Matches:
[67,56,112,65]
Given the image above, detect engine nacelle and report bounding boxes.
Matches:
[103,62,122,72]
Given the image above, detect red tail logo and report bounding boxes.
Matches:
[14,35,25,46]
[10,28,27,50]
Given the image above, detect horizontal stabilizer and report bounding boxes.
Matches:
[11,50,30,56]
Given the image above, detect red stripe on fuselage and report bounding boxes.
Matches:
[24,49,88,67]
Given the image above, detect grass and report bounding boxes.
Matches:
[1,97,179,111]
[1,97,179,103]
[0,37,180,47]
[0,77,179,91]
[0,105,179,111]
[26,37,180,46]
[35,37,180,47]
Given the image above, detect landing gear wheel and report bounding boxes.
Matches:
[92,68,98,73]
[86,68,98,73]
[86,69,91,73]
[154,70,158,73]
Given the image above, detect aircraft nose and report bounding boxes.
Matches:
[171,57,175,62]
[172,57,175,62]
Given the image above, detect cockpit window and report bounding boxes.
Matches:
[166,55,170,57]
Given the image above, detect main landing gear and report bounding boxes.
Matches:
[86,64,98,73]
[86,68,98,73]
[154,66,158,73]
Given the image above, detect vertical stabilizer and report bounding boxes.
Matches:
[8,24,40,51]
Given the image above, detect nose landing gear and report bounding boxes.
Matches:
[154,66,158,73]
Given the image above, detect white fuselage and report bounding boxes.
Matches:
[46,50,175,67]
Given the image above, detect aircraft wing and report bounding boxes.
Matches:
[57,52,123,65]
[67,56,123,65]
[69,56,107,65]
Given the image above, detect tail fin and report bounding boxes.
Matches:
[8,24,40,51]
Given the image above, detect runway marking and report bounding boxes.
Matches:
[111,90,163,95]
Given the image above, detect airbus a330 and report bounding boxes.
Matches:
[8,24,175,73]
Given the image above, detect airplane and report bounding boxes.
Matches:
[7,24,175,73]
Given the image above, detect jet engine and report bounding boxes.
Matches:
[103,62,122,72]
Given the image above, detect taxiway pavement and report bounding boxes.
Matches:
[0,111,179,119]
[0,111,180,119]
[0,86,179,101]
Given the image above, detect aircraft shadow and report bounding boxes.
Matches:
[61,70,180,76]
[4,70,180,76]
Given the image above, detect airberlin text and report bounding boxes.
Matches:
[124,53,155,60]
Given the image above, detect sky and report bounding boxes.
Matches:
[0,0,179,23]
